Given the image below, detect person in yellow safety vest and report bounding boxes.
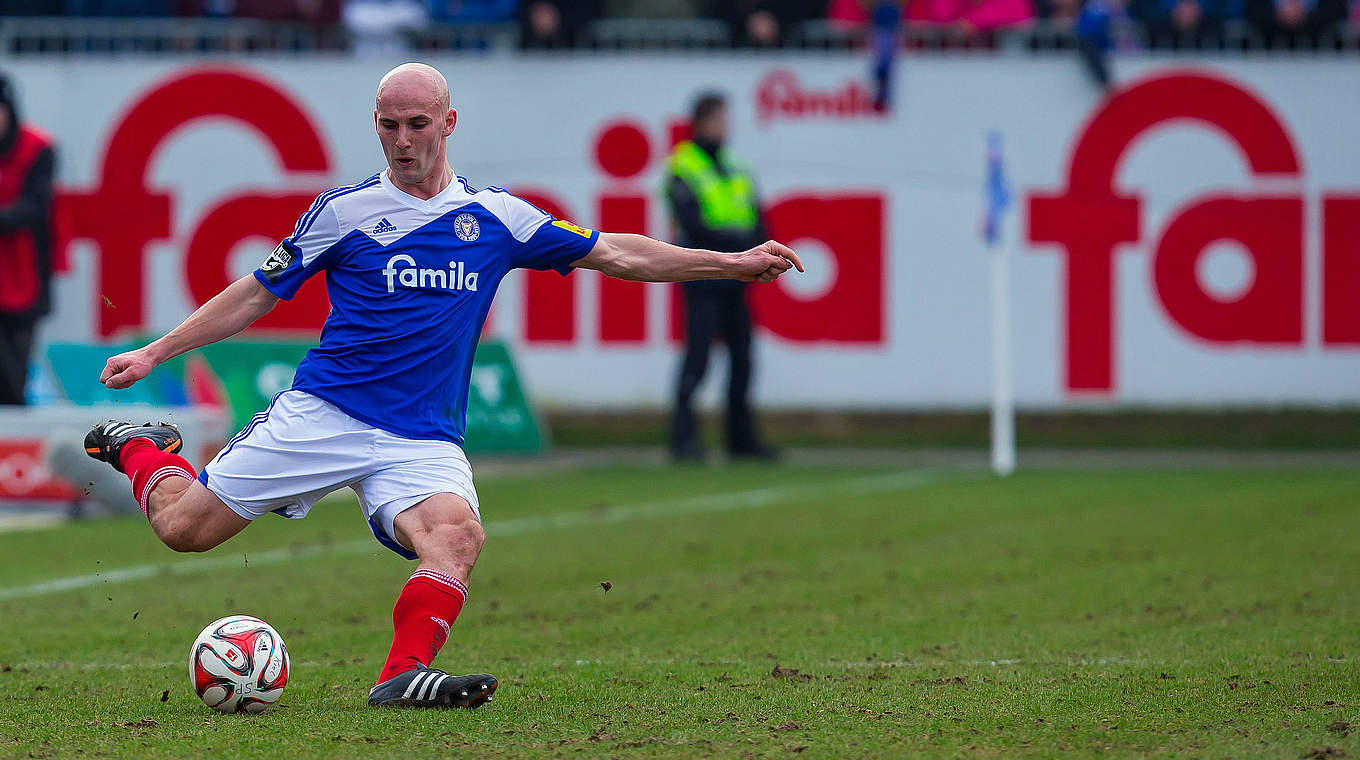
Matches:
[663,91,777,462]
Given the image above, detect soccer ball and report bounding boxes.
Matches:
[189,615,290,714]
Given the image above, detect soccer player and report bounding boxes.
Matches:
[83,63,802,709]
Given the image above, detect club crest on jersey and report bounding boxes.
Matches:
[454,213,480,242]
[382,254,480,294]
[259,243,295,282]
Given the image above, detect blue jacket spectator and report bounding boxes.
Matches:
[65,0,172,14]
[428,0,517,22]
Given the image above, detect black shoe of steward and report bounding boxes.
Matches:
[84,421,182,473]
[367,666,497,709]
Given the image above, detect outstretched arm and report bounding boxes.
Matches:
[571,232,803,284]
[100,275,280,389]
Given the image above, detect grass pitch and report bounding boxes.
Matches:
[0,460,1356,758]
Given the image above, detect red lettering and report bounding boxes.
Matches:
[60,68,331,337]
[1153,196,1302,343]
[753,194,883,343]
[592,121,652,344]
[1323,195,1360,345]
[594,121,650,179]
[1028,71,1301,392]
[754,69,878,125]
[513,189,576,343]
[597,194,648,343]
[184,193,330,332]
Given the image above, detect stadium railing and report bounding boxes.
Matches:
[0,15,1353,55]
[578,18,731,50]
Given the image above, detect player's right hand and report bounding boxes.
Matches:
[100,349,156,390]
[734,240,804,283]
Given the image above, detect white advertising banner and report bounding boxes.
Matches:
[8,54,1359,408]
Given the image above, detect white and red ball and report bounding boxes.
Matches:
[189,615,289,714]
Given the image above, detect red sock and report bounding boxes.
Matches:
[119,439,197,518]
[377,569,468,684]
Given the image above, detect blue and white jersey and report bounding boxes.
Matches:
[254,170,599,445]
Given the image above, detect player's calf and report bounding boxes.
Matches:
[85,421,193,517]
[84,419,249,551]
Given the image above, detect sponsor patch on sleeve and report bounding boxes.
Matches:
[258,242,296,282]
[551,219,594,238]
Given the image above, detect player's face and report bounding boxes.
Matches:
[375,99,456,186]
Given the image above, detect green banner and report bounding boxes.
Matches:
[196,339,544,454]
[464,341,545,454]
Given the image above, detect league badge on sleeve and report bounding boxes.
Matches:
[552,219,593,238]
[454,213,481,242]
[259,242,296,282]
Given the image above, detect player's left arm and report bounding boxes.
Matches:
[571,233,804,284]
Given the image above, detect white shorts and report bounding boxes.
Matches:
[197,390,480,559]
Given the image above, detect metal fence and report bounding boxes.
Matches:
[0,15,1355,55]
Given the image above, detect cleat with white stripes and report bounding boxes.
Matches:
[83,421,183,473]
[367,666,497,709]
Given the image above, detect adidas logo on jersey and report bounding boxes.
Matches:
[373,217,398,235]
[382,254,480,294]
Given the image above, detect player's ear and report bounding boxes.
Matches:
[373,109,380,134]
[444,108,457,137]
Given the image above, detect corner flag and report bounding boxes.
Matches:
[982,130,1011,248]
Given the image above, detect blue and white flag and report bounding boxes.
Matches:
[982,130,1012,248]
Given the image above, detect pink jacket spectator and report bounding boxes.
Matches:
[931,0,1035,29]
[829,0,1034,29]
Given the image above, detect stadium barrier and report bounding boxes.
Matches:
[6,54,1357,412]
[0,16,1355,55]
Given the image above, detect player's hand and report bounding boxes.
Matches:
[100,349,156,390]
[733,240,804,283]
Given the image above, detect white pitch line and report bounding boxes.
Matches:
[11,656,1174,672]
[0,470,949,603]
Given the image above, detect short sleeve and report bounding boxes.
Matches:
[254,198,344,301]
[512,218,600,276]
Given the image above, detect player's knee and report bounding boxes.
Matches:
[425,513,484,556]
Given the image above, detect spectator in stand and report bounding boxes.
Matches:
[934,0,1036,37]
[231,0,344,48]
[1033,0,1082,27]
[1139,0,1237,48]
[0,76,58,406]
[428,0,517,22]
[0,0,63,13]
[604,0,707,17]
[65,0,172,13]
[720,1,824,48]
[829,0,1032,45]
[519,0,601,48]
[343,0,430,56]
[1246,0,1347,47]
[824,1,902,106]
[1073,0,1135,88]
[230,0,342,24]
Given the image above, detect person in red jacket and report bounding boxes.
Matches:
[0,75,57,405]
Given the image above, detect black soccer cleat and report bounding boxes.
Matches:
[84,421,183,473]
[367,666,497,709]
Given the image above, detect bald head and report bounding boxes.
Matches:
[374,63,457,195]
[376,63,450,113]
